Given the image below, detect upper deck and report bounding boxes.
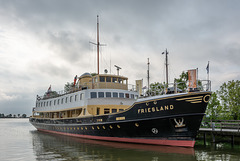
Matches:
[78,73,128,90]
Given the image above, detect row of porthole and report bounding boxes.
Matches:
[50,123,140,131]
[52,124,122,131]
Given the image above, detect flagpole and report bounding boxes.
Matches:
[206,61,210,91]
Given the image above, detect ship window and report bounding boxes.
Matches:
[98,92,104,98]
[123,79,127,84]
[112,109,117,113]
[46,101,48,106]
[100,76,105,82]
[70,96,72,102]
[83,109,86,115]
[90,92,97,98]
[104,108,110,114]
[75,95,77,101]
[113,92,118,98]
[125,93,129,98]
[112,77,117,83]
[118,78,123,83]
[41,102,43,107]
[131,94,134,99]
[97,108,100,115]
[106,77,111,82]
[119,109,124,112]
[65,97,68,103]
[61,98,64,104]
[106,92,111,97]
[49,101,52,106]
[54,100,56,105]
[119,93,124,98]
[58,99,60,105]
[81,93,84,100]
[95,77,98,83]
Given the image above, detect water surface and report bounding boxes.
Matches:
[0,119,240,161]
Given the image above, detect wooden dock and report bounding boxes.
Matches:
[198,120,240,145]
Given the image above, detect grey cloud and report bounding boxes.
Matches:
[1,0,240,115]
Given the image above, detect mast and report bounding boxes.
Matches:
[147,58,150,92]
[90,15,103,75]
[162,49,169,84]
[97,15,100,75]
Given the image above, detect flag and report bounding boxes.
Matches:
[47,85,51,93]
[73,75,77,86]
[188,69,197,88]
[206,62,209,74]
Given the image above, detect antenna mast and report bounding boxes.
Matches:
[90,15,106,75]
[97,15,100,75]
[162,49,169,84]
[147,58,150,92]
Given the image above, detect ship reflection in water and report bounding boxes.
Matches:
[31,130,195,161]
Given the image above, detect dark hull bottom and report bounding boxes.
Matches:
[38,128,195,147]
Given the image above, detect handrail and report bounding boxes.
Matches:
[201,120,240,132]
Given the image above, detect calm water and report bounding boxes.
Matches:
[0,119,240,161]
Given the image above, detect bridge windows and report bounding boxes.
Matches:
[112,77,117,83]
[106,77,111,82]
[100,76,105,82]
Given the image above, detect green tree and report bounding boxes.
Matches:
[175,71,188,91]
[22,114,27,118]
[64,82,74,93]
[147,82,166,96]
[217,80,240,120]
[206,92,222,120]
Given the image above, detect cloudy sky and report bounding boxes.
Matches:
[0,0,240,116]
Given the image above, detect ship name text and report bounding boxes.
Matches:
[138,105,174,114]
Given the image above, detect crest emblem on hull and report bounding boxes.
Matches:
[174,118,185,128]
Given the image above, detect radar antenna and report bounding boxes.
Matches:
[114,65,122,75]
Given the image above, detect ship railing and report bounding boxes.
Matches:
[37,83,137,101]
[144,79,211,96]
[37,86,87,101]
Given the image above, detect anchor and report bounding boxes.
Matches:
[174,118,185,128]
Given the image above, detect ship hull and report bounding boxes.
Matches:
[30,91,211,147]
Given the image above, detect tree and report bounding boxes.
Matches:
[175,71,188,91]
[217,80,240,120]
[64,82,74,93]
[22,114,27,118]
[206,92,222,120]
[147,82,166,96]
